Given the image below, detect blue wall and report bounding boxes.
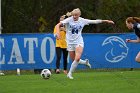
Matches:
[0,33,140,70]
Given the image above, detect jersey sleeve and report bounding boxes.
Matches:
[133,23,140,30]
[82,18,102,25]
[137,24,140,30]
[60,17,71,24]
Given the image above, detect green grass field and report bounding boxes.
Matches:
[0,70,140,93]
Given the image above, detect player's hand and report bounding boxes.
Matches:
[107,20,115,24]
[60,27,65,31]
[126,39,131,42]
[56,33,61,40]
[103,20,115,24]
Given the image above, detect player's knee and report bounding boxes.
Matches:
[135,57,140,63]
[77,58,80,62]
[75,58,80,62]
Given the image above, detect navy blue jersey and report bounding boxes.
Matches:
[133,23,140,38]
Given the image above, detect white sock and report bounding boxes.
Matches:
[68,60,78,74]
[79,59,86,65]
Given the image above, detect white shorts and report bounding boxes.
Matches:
[67,43,84,51]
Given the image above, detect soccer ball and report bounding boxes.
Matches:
[40,69,51,79]
[0,72,5,76]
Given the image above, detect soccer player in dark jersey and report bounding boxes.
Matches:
[126,17,140,63]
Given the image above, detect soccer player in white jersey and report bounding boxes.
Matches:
[56,8,114,79]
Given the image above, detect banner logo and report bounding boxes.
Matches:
[102,36,128,63]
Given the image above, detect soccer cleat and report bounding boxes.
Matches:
[67,73,74,79]
[85,59,91,68]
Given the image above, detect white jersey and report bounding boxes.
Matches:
[61,16,102,44]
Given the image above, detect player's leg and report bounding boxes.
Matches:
[67,44,75,61]
[55,47,62,73]
[67,44,76,79]
[135,51,140,63]
[75,45,83,62]
[69,51,75,61]
[67,51,76,79]
[62,48,68,74]
[67,45,83,79]
[79,59,91,68]
[76,44,91,68]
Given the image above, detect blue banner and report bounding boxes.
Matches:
[0,33,140,70]
[0,34,56,70]
[82,33,140,68]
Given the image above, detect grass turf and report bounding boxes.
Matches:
[0,70,140,93]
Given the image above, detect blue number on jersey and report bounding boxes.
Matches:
[72,29,78,34]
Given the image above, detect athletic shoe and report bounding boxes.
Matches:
[56,69,60,74]
[85,59,91,68]
[67,73,74,79]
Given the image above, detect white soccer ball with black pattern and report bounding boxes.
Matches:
[40,69,51,79]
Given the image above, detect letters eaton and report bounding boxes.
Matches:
[0,36,55,65]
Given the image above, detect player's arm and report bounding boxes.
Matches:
[85,19,114,24]
[102,20,114,24]
[126,37,140,43]
[56,22,63,39]
[56,17,70,39]
[60,24,66,31]
[53,26,57,38]
[60,27,66,31]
